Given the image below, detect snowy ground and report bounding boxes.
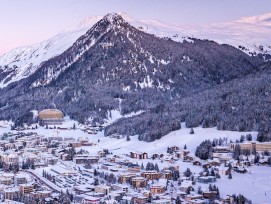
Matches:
[1,120,271,202]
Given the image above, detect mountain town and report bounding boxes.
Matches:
[0,1,271,203]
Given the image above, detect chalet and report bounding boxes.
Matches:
[69,142,82,148]
[152,153,164,160]
[212,152,232,163]
[180,180,192,192]
[183,154,194,162]
[183,150,190,157]
[208,160,221,167]
[185,193,203,201]
[203,191,218,199]
[161,169,172,179]
[167,146,179,153]
[215,166,231,176]
[130,152,148,159]
[175,152,182,159]
[193,160,202,166]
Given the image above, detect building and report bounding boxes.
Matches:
[130,152,148,159]
[31,191,51,199]
[19,184,34,194]
[141,171,161,180]
[230,142,271,153]
[14,175,27,185]
[4,188,19,200]
[131,177,147,188]
[0,177,13,185]
[73,155,99,164]
[150,185,166,194]
[197,176,216,184]
[94,185,111,195]
[119,173,136,184]
[38,109,64,126]
[128,164,141,172]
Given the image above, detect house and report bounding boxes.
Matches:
[215,166,231,176]
[119,173,135,184]
[94,185,111,195]
[128,164,141,172]
[73,155,99,164]
[112,184,129,193]
[203,191,218,199]
[132,196,148,204]
[131,177,147,188]
[30,190,51,199]
[4,188,19,200]
[150,185,166,194]
[185,193,203,201]
[180,180,192,192]
[167,146,179,153]
[14,175,27,185]
[19,184,34,194]
[193,160,202,166]
[197,176,216,183]
[130,152,148,159]
[161,170,172,179]
[81,195,101,204]
[212,152,232,162]
[141,171,161,180]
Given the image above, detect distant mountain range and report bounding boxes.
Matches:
[0,13,270,141]
[1,12,270,88]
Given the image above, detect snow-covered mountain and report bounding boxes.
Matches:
[0,12,270,88]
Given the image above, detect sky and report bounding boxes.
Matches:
[0,0,271,55]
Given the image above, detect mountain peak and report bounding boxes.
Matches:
[103,13,126,25]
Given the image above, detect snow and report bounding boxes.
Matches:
[1,119,271,202]
[1,12,270,88]
[195,166,271,203]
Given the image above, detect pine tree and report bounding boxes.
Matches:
[141,163,145,170]
[184,144,187,150]
[190,128,194,134]
[154,163,159,172]
[233,144,241,160]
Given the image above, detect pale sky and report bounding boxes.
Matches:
[0,0,271,55]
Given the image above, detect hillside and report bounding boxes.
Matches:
[0,13,270,141]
